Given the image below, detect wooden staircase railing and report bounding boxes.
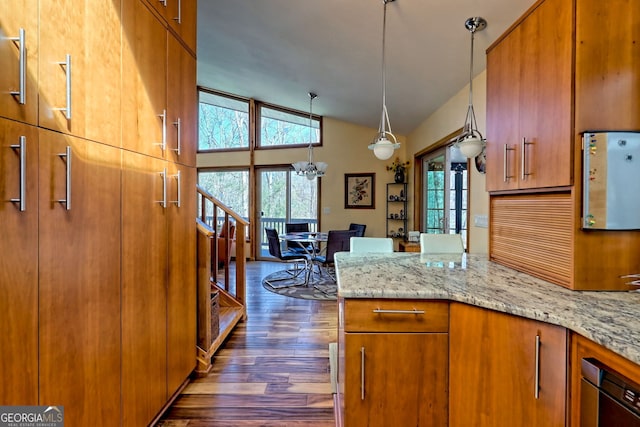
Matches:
[195,185,249,373]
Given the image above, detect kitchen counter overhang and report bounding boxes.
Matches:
[335,252,640,365]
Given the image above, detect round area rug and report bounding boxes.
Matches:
[262,269,337,300]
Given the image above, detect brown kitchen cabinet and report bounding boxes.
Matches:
[167,162,197,395]
[0,119,39,405]
[121,151,170,426]
[449,302,567,427]
[167,31,197,167]
[0,0,38,125]
[38,129,122,427]
[38,0,122,146]
[487,0,640,291]
[145,0,197,53]
[337,299,449,427]
[122,0,168,159]
[486,0,573,192]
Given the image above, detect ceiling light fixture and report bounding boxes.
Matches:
[292,92,327,180]
[455,16,487,159]
[368,0,400,161]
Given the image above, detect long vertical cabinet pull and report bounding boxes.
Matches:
[158,109,167,151]
[503,144,515,182]
[172,170,181,207]
[10,136,26,211]
[521,137,533,180]
[54,54,72,119]
[534,334,541,399]
[172,118,181,156]
[159,168,167,208]
[57,146,72,210]
[173,0,182,23]
[360,346,365,401]
[9,28,26,104]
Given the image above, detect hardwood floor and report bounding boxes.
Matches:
[157,261,337,427]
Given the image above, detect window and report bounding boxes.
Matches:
[198,170,250,227]
[198,91,249,151]
[258,104,321,148]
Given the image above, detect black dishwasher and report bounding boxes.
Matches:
[581,358,640,427]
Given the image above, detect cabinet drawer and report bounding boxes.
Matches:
[344,299,449,333]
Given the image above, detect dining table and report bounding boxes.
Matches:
[279,232,328,283]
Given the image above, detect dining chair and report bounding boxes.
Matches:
[264,228,310,288]
[285,222,313,253]
[313,230,356,280]
[349,237,394,253]
[348,223,366,237]
[419,233,464,254]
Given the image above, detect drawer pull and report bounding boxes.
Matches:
[372,308,425,315]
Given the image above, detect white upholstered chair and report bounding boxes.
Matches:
[419,233,464,254]
[349,237,394,253]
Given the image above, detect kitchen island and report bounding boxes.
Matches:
[334,252,640,427]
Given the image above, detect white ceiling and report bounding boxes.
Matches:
[197,0,535,135]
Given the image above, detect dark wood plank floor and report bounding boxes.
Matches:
[157,261,337,427]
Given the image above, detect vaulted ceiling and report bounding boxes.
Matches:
[197,0,536,135]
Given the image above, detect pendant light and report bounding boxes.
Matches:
[455,17,487,159]
[292,92,327,180]
[368,0,400,161]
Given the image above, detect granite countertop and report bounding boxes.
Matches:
[334,252,640,365]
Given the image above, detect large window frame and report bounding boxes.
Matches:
[198,89,250,152]
[197,88,323,153]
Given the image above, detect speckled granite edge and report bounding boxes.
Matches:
[335,252,640,365]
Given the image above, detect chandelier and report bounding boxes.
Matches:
[368,0,400,161]
[292,92,327,180]
[455,17,487,159]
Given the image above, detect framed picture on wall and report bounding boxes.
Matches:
[344,173,375,209]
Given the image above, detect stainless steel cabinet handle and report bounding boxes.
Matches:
[173,117,181,155]
[503,144,515,182]
[534,334,541,399]
[159,0,167,6]
[360,346,365,401]
[57,146,71,210]
[10,136,26,211]
[159,168,167,208]
[372,308,425,315]
[54,54,72,119]
[172,170,181,207]
[9,28,26,104]
[521,137,533,180]
[173,0,182,23]
[157,109,167,151]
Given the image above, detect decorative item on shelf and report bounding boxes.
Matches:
[292,92,327,180]
[368,0,400,160]
[454,17,487,161]
[387,157,410,183]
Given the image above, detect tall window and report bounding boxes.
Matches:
[259,105,321,148]
[421,145,468,249]
[198,91,249,151]
[198,170,250,226]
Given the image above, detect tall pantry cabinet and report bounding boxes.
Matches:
[0,1,198,425]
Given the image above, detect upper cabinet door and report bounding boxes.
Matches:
[38,0,122,146]
[576,0,640,132]
[0,0,38,125]
[167,33,197,166]
[167,0,197,53]
[486,24,522,192]
[122,0,168,159]
[517,0,573,190]
[486,0,573,192]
